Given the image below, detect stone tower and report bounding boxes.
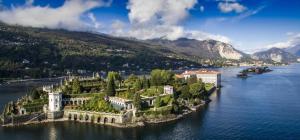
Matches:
[48,91,62,112]
[47,90,63,120]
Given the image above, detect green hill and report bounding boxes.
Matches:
[0,23,199,79]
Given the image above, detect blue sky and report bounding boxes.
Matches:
[0,0,299,53]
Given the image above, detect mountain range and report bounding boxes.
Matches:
[285,44,300,57]
[4,22,292,79]
[146,38,248,60]
[252,47,299,63]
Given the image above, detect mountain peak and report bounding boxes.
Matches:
[252,47,297,63]
[147,37,247,60]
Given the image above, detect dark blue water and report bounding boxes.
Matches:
[1,64,300,140]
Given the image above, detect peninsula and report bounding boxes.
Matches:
[0,69,220,127]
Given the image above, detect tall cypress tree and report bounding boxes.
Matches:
[106,72,116,96]
[133,93,141,110]
[134,78,142,90]
[72,78,81,94]
[142,76,149,89]
[154,96,162,108]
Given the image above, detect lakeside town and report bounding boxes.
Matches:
[0,59,287,85]
[0,69,221,127]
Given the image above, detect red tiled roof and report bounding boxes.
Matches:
[183,69,220,75]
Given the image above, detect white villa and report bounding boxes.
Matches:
[163,85,173,95]
[108,97,133,110]
[176,69,221,87]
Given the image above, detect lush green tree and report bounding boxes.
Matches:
[189,82,207,99]
[72,78,82,94]
[133,93,142,110]
[134,78,142,90]
[110,72,122,88]
[171,100,180,114]
[173,90,180,100]
[160,70,174,85]
[147,79,151,88]
[142,75,150,89]
[151,69,174,87]
[106,72,116,96]
[30,89,40,99]
[151,69,163,87]
[187,75,198,85]
[62,85,72,94]
[179,85,191,99]
[189,83,202,98]
[125,74,138,88]
[154,96,162,108]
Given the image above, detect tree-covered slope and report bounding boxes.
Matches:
[0,23,199,78]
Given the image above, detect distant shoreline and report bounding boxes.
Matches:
[1,76,66,84]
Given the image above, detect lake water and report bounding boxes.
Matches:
[1,64,300,140]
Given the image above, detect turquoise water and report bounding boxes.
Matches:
[1,64,300,140]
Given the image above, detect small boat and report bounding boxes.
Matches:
[237,73,248,78]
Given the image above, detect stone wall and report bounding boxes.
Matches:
[1,113,46,125]
[62,97,91,106]
[63,110,133,125]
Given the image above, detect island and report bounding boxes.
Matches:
[0,69,221,127]
[237,66,272,78]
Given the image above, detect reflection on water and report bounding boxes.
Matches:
[49,124,57,140]
[1,64,300,139]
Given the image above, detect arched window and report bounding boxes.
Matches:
[104,117,108,124]
[97,117,101,123]
[74,114,77,121]
[85,115,89,121]
[111,118,115,123]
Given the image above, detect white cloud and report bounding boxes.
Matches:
[0,0,232,44]
[128,25,185,40]
[110,20,125,36]
[88,12,101,29]
[232,5,265,22]
[218,1,247,13]
[0,0,110,31]
[127,0,197,26]
[124,0,197,40]
[185,30,231,43]
[118,0,231,43]
[266,33,300,49]
[286,32,295,36]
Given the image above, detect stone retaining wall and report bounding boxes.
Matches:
[1,113,46,126]
[63,110,133,125]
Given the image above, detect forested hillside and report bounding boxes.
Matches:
[0,23,199,79]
